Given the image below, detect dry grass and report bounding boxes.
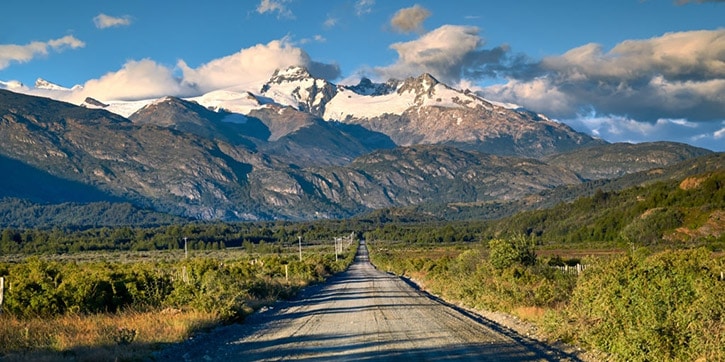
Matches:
[512,306,547,323]
[0,309,220,361]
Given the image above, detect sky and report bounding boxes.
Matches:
[1,0,724,151]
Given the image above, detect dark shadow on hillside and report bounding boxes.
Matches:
[0,154,119,203]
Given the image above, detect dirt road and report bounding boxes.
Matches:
[155,241,578,361]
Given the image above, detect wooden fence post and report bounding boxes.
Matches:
[0,276,5,314]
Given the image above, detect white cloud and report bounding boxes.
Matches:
[713,124,725,139]
[563,114,725,151]
[485,29,725,123]
[299,35,326,44]
[0,35,85,70]
[257,0,294,18]
[374,25,482,84]
[178,39,339,93]
[484,77,573,115]
[355,0,375,16]
[323,16,338,28]
[390,5,431,33]
[73,59,193,102]
[7,38,340,104]
[93,13,132,29]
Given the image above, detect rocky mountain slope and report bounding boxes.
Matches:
[0,65,718,225]
[544,142,713,180]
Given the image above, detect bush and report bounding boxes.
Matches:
[488,234,536,270]
[563,248,725,361]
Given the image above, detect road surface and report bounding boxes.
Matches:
[156,241,578,361]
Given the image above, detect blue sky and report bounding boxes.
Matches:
[1,0,724,151]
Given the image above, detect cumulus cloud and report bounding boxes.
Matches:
[178,39,340,93]
[481,29,725,125]
[0,35,85,70]
[8,38,339,103]
[390,5,431,33]
[93,13,132,29]
[366,24,723,150]
[257,0,294,18]
[373,25,522,86]
[74,59,194,102]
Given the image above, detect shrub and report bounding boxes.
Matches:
[488,234,536,270]
[564,248,725,361]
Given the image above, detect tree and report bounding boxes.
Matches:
[488,234,536,270]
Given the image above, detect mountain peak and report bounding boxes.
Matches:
[397,73,440,96]
[346,77,397,96]
[260,66,337,116]
[35,78,68,91]
[266,66,314,85]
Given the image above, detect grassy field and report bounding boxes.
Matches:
[0,242,357,361]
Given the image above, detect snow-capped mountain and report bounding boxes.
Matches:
[35,78,70,91]
[0,83,713,224]
[259,66,338,116]
[9,66,604,157]
[323,73,494,120]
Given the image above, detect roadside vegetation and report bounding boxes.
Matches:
[369,240,724,361]
[0,170,722,361]
[367,170,725,361]
[0,243,356,360]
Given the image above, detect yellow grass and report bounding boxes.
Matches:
[512,305,547,323]
[0,309,220,361]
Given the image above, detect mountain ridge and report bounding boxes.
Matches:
[0,65,718,226]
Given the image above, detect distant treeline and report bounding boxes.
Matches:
[1,171,723,256]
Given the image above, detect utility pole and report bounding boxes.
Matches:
[298,236,302,261]
[335,237,339,262]
[184,237,188,259]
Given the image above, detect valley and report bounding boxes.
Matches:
[0,67,722,362]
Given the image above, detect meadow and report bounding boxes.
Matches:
[0,243,357,361]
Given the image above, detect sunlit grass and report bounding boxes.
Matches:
[0,308,220,361]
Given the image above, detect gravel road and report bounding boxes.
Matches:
[154,241,579,361]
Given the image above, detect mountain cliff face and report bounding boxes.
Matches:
[543,142,713,180]
[0,90,261,219]
[0,66,716,225]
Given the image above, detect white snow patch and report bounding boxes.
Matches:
[324,88,414,120]
[189,90,262,114]
[0,80,26,90]
[324,83,491,120]
[102,99,155,118]
[487,99,521,110]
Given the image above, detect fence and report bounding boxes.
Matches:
[553,263,587,275]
